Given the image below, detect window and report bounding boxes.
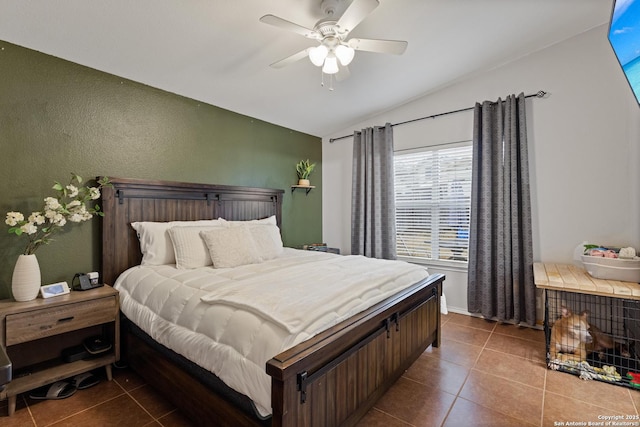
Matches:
[394,142,472,264]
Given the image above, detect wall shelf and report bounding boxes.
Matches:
[291,185,315,195]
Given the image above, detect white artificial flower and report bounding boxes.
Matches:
[89,187,100,200]
[44,197,60,210]
[20,222,38,235]
[66,185,79,198]
[76,205,92,222]
[5,211,24,226]
[69,204,88,222]
[44,209,57,219]
[67,200,81,209]
[52,213,66,226]
[70,204,88,217]
[28,212,45,225]
[69,213,84,223]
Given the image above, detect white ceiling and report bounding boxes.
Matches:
[0,0,611,138]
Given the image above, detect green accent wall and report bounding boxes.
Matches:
[0,40,322,299]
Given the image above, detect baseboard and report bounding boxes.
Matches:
[443,306,543,330]
[444,306,471,316]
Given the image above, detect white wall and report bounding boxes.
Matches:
[322,25,640,316]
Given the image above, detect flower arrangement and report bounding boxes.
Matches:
[5,174,110,255]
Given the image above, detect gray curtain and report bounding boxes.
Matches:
[467,93,535,325]
[351,123,397,260]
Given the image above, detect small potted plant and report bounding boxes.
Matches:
[296,159,316,187]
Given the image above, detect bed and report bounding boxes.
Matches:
[100,177,445,427]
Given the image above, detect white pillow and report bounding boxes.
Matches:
[218,215,277,226]
[167,226,224,269]
[200,227,262,268]
[245,224,283,260]
[131,219,222,265]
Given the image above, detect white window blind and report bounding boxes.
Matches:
[394,143,472,263]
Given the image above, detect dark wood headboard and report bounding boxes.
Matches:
[100,177,284,285]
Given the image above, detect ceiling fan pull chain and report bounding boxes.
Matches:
[320,71,335,91]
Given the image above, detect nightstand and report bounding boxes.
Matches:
[0,286,119,416]
[302,244,340,254]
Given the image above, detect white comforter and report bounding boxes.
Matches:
[114,248,429,417]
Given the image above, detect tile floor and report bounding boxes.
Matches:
[2,312,639,426]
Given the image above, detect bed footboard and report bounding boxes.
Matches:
[267,273,444,427]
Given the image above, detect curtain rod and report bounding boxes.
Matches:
[328,90,548,143]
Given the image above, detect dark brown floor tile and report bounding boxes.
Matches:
[13,312,635,427]
[113,367,147,391]
[49,394,153,427]
[27,377,125,426]
[459,369,543,425]
[0,396,36,427]
[129,384,175,418]
[373,377,456,427]
[425,338,484,368]
[445,312,497,332]
[356,408,412,427]
[545,369,637,414]
[156,409,197,427]
[474,348,546,390]
[493,323,545,343]
[443,396,538,427]
[442,322,492,347]
[484,331,546,362]
[403,353,470,395]
[630,387,640,411]
[543,391,632,426]
[440,313,452,326]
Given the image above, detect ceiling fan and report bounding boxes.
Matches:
[260,0,408,87]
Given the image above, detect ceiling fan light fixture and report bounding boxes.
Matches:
[322,55,339,74]
[262,0,408,89]
[309,45,329,67]
[335,44,355,66]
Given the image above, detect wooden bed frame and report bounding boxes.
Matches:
[100,177,444,427]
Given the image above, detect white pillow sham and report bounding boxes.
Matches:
[168,225,224,269]
[218,216,283,260]
[200,227,262,268]
[245,224,283,261]
[218,215,277,226]
[131,219,222,265]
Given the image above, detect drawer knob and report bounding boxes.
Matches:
[58,316,74,323]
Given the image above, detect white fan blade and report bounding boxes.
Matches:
[260,15,319,39]
[336,0,379,34]
[270,48,311,69]
[336,66,351,82]
[348,38,408,55]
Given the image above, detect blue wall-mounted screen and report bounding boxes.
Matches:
[609,0,640,105]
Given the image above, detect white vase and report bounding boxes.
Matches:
[11,254,42,302]
[298,179,310,187]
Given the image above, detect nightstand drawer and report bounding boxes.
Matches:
[5,296,117,346]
